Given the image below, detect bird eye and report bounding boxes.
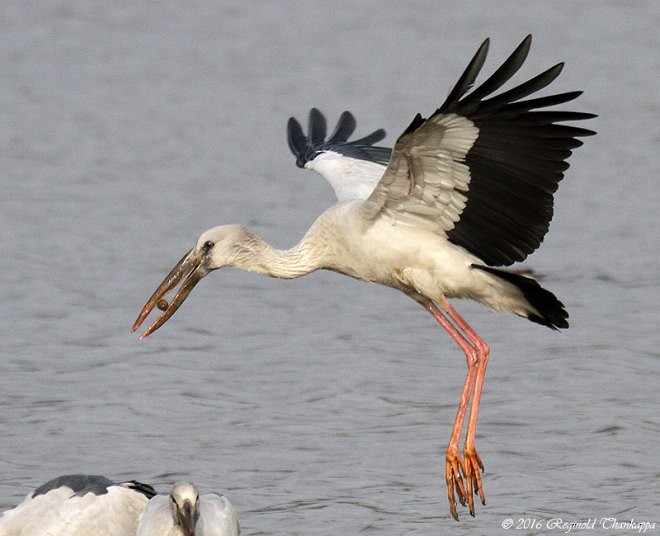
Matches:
[202,240,214,253]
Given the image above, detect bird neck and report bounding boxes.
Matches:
[233,230,324,280]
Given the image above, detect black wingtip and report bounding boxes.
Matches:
[286,116,308,168]
[434,36,595,267]
[308,108,327,146]
[460,35,532,107]
[287,109,391,167]
[442,37,491,110]
[124,480,158,499]
[327,111,357,145]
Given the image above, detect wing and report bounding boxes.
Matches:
[32,474,115,497]
[362,34,596,266]
[198,494,241,536]
[49,485,150,536]
[287,108,392,201]
[0,486,73,534]
[119,479,157,500]
[135,494,172,536]
[0,475,156,536]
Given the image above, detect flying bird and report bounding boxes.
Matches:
[136,481,240,536]
[132,35,595,519]
[0,474,156,536]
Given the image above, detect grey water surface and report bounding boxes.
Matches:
[2,1,659,534]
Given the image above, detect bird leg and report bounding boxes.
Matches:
[420,298,488,520]
[443,302,489,510]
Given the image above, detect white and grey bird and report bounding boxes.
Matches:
[0,474,156,536]
[136,481,239,536]
[132,35,595,520]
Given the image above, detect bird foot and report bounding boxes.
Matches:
[445,446,468,521]
[462,446,485,517]
[445,446,485,520]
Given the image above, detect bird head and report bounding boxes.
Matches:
[169,481,200,536]
[132,224,254,338]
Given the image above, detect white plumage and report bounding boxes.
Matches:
[132,35,594,519]
[0,475,154,536]
[0,477,238,536]
[305,151,385,201]
[136,481,239,536]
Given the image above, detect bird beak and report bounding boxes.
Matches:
[132,248,208,338]
[177,502,197,536]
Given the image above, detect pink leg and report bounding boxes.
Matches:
[443,302,490,510]
[419,298,489,519]
[419,299,477,519]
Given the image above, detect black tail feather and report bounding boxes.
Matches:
[472,265,569,329]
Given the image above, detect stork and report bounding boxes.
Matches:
[0,476,239,536]
[132,35,595,519]
[136,481,240,536]
[0,474,155,536]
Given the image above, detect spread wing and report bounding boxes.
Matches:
[361,34,596,266]
[287,108,391,201]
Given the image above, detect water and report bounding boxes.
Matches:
[2,1,659,534]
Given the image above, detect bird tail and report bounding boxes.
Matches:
[471,265,569,329]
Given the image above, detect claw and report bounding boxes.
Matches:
[446,445,486,519]
[463,461,475,517]
[446,447,468,520]
[463,447,486,514]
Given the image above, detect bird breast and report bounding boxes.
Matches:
[315,204,477,298]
